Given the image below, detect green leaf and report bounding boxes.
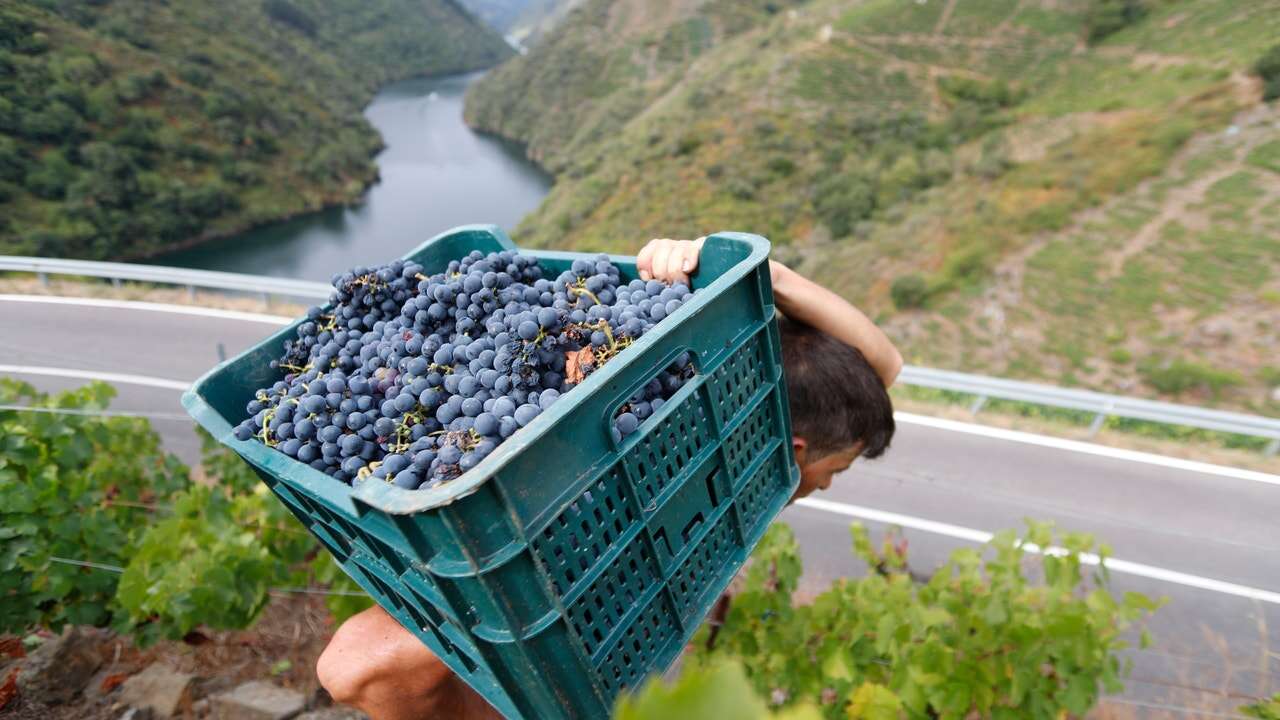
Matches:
[696,520,1158,720]
[846,683,902,720]
[613,661,821,720]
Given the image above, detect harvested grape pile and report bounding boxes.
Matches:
[233,250,696,490]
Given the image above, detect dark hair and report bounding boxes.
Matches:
[779,317,895,460]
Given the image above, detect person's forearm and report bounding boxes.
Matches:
[769,261,903,387]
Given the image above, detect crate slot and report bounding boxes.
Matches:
[707,330,770,427]
[667,513,738,624]
[625,393,713,508]
[532,464,637,597]
[566,537,660,657]
[721,389,780,488]
[596,591,678,694]
[734,448,786,539]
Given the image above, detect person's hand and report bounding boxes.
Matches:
[767,259,789,289]
[636,237,705,286]
[317,606,502,720]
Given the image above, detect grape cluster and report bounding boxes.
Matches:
[233,250,696,490]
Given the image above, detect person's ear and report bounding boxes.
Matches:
[792,436,807,466]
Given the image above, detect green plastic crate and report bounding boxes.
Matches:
[183,225,798,719]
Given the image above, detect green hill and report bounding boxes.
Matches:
[0,0,510,260]
[465,0,1280,415]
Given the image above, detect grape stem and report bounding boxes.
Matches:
[567,278,601,307]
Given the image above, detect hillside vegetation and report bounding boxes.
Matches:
[0,0,510,260]
[465,0,1280,415]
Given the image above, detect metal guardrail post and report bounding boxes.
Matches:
[969,395,988,415]
[1087,413,1107,437]
[1087,400,1115,437]
[1266,439,1279,457]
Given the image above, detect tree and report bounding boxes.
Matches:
[25,149,77,199]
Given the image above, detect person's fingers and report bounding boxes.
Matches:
[637,239,658,281]
[650,241,673,283]
[665,246,687,286]
[681,237,705,279]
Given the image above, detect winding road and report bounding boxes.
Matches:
[4,294,1277,718]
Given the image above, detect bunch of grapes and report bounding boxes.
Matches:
[233,250,696,491]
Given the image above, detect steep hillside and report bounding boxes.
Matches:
[465,0,1280,415]
[0,0,510,260]
[457,0,531,33]
[508,0,584,47]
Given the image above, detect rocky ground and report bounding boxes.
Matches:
[0,596,364,720]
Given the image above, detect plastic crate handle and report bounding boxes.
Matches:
[598,343,701,443]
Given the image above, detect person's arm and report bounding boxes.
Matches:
[637,238,902,388]
[768,260,902,387]
[317,606,502,720]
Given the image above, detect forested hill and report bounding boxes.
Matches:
[464,0,1280,415]
[0,0,511,260]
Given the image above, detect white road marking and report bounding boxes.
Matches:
[11,296,1277,483]
[5,361,1274,602]
[895,412,1280,486]
[0,365,189,391]
[0,294,293,325]
[795,496,1280,605]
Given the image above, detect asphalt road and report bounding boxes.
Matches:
[4,295,1277,718]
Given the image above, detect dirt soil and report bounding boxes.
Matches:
[1,594,338,719]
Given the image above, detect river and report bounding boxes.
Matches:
[155,73,551,281]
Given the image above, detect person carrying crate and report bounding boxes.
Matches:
[315,237,903,720]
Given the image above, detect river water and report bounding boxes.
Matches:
[156,73,551,281]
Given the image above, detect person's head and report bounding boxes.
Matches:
[779,317,895,500]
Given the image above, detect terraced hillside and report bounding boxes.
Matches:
[466,0,1280,415]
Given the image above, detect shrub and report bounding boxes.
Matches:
[890,274,929,309]
[1256,44,1280,101]
[938,76,1021,110]
[1,380,371,642]
[675,134,702,156]
[1084,0,1147,44]
[1140,358,1244,397]
[1242,693,1280,719]
[615,661,820,720]
[815,173,875,238]
[0,380,188,631]
[693,522,1160,720]
[767,156,797,176]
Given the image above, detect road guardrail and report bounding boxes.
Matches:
[3,255,1277,455]
[899,366,1279,455]
[0,255,330,303]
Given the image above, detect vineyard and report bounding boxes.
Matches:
[0,378,371,646]
[2,374,1224,718]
